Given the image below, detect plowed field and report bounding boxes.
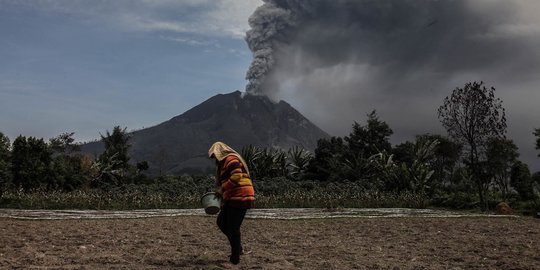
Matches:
[1,214,539,269]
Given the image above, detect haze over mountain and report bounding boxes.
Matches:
[80,91,329,174]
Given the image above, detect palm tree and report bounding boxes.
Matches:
[99,126,131,169]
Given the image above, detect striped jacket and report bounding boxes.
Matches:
[218,155,255,208]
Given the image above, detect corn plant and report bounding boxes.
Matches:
[241,145,261,176]
[241,145,289,179]
[287,146,313,180]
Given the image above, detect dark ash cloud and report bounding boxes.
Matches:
[244,0,540,170]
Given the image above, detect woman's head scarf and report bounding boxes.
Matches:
[208,142,250,176]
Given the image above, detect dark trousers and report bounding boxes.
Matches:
[217,206,247,258]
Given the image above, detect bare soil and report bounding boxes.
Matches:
[1,216,539,269]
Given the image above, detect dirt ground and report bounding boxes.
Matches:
[1,215,539,269]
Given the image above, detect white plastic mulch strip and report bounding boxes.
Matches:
[0,208,517,220]
[0,209,206,220]
[246,208,518,219]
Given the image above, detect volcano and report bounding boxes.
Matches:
[81,91,329,174]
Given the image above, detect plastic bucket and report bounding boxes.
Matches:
[201,192,221,215]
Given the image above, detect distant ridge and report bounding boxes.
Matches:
[80,91,329,174]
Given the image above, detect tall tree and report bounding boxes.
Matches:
[0,132,11,195]
[307,137,347,181]
[392,141,416,166]
[99,126,131,169]
[534,128,540,157]
[49,132,87,191]
[532,171,540,194]
[0,132,9,158]
[345,110,393,158]
[510,161,535,201]
[11,136,53,190]
[94,126,131,188]
[49,132,80,154]
[486,138,519,200]
[337,111,394,183]
[438,81,507,208]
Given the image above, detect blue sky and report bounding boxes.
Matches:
[0,0,261,142]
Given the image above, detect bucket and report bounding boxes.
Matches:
[201,192,221,215]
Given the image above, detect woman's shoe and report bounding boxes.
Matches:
[229,254,240,265]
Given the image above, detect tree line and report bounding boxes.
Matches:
[0,127,150,196]
[242,82,539,210]
[1,81,539,211]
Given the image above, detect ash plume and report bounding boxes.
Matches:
[244,0,296,95]
[244,0,540,170]
[245,0,540,96]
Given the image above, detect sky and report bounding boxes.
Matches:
[1,0,539,170]
[0,0,261,142]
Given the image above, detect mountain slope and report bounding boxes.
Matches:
[81,91,329,174]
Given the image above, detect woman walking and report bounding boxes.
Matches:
[208,142,255,265]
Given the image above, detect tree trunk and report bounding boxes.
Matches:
[476,180,486,211]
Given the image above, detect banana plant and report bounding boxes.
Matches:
[409,138,439,194]
[91,152,124,188]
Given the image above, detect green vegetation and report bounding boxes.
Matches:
[438,81,507,209]
[534,128,540,157]
[0,178,427,210]
[0,132,11,197]
[0,81,539,214]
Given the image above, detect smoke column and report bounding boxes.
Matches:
[244,0,295,94]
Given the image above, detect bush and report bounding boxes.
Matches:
[511,162,536,201]
[430,191,479,209]
[511,199,540,216]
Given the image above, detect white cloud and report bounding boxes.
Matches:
[206,0,263,37]
[161,35,219,47]
[11,0,262,39]
[120,14,197,33]
[137,0,262,38]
